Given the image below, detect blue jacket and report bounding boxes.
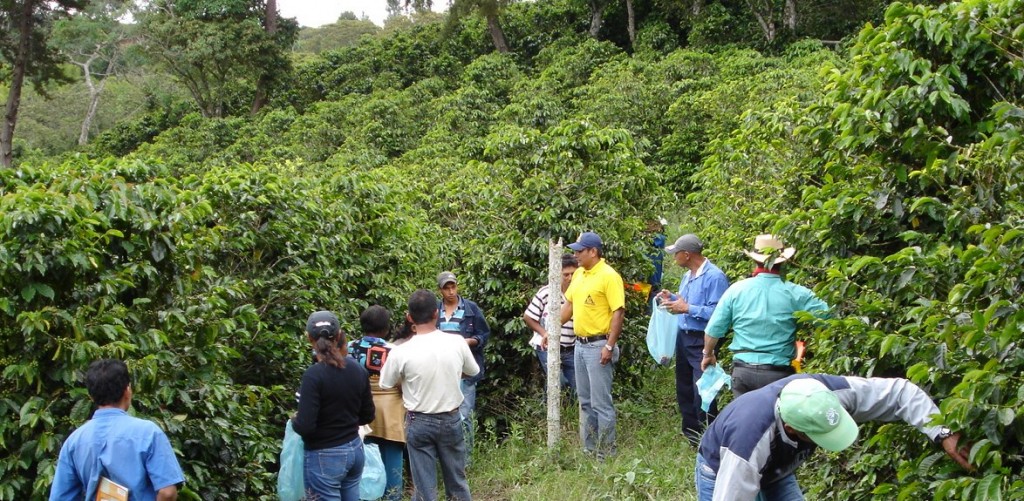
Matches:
[437,296,490,384]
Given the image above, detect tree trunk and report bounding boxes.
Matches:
[251,0,278,115]
[691,0,704,16]
[545,238,564,449]
[745,0,776,42]
[626,0,636,46]
[588,1,604,38]
[784,0,797,32]
[2,0,36,168]
[78,56,112,146]
[486,12,510,53]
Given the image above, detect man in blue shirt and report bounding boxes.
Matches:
[702,235,830,395]
[657,234,730,444]
[437,271,490,452]
[50,359,185,500]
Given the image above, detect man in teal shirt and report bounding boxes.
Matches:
[701,235,829,396]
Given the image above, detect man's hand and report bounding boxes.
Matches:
[539,333,549,350]
[663,296,690,314]
[600,346,614,365]
[466,338,478,348]
[941,432,974,471]
[700,352,716,371]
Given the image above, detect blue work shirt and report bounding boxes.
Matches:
[705,273,829,366]
[668,259,730,332]
[50,408,185,500]
[437,296,490,384]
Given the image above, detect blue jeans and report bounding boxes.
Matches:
[574,340,618,458]
[535,346,576,392]
[304,437,364,501]
[676,329,717,439]
[405,410,471,501]
[366,436,404,501]
[695,453,804,501]
[459,379,476,458]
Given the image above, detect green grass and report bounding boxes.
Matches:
[469,367,699,500]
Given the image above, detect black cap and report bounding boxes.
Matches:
[306,311,340,339]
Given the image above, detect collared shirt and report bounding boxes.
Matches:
[671,258,730,332]
[49,408,185,500]
[379,330,480,414]
[436,296,490,384]
[699,375,948,501]
[705,274,829,366]
[524,285,575,347]
[564,258,625,336]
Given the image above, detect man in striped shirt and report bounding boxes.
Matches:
[523,254,580,392]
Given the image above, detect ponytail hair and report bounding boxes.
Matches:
[313,331,347,368]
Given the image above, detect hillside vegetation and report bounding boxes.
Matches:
[1,0,1022,499]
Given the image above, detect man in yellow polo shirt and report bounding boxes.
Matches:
[561,231,625,459]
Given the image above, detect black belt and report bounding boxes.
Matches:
[577,335,608,344]
[733,360,794,372]
[680,329,704,336]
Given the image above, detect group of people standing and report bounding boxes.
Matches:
[293,278,486,501]
[651,232,972,500]
[47,230,973,501]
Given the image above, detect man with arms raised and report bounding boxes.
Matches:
[381,289,480,501]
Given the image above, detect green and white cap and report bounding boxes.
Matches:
[778,378,859,452]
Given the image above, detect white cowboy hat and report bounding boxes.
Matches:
[743,234,796,266]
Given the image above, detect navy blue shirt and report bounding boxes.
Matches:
[437,296,490,384]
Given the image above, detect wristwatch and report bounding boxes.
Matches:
[934,426,953,444]
[603,344,614,352]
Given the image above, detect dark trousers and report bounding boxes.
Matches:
[675,329,717,439]
[731,360,796,396]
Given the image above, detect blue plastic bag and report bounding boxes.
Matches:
[646,298,677,365]
[360,442,387,500]
[696,363,732,412]
[278,420,304,501]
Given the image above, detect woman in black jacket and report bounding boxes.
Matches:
[293,311,375,501]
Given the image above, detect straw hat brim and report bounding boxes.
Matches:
[744,247,796,265]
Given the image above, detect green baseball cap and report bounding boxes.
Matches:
[778,378,859,452]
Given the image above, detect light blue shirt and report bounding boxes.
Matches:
[50,408,185,500]
[705,273,829,366]
[669,259,730,332]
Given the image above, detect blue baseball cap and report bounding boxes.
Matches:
[568,231,603,251]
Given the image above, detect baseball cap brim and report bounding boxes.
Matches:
[806,409,859,452]
[567,242,587,251]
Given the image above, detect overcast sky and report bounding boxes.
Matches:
[278,0,446,28]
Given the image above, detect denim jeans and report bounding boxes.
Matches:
[676,330,717,440]
[366,436,405,501]
[695,453,804,501]
[535,346,576,392]
[574,340,617,458]
[304,436,364,501]
[405,409,471,501]
[459,379,476,459]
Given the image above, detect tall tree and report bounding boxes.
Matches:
[250,0,276,114]
[588,0,610,38]
[0,0,85,167]
[51,0,133,145]
[137,0,297,118]
[450,0,511,53]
